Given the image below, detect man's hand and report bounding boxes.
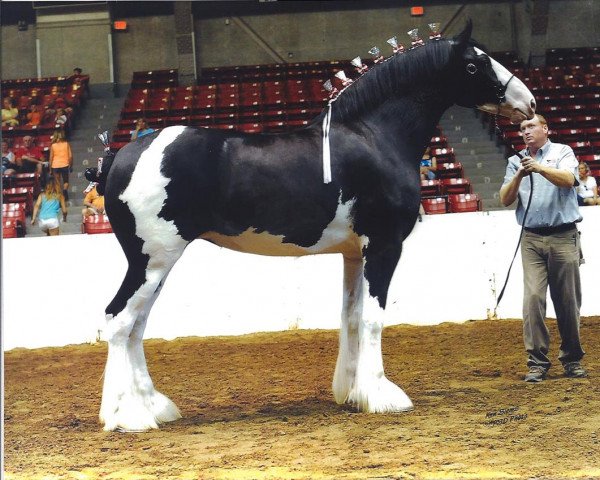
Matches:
[520,156,542,174]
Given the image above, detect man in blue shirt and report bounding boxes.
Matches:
[130,118,155,141]
[500,114,586,382]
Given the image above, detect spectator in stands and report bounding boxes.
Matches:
[81,182,105,217]
[2,140,18,175]
[49,129,73,201]
[54,108,68,128]
[26,104,43,126]
[577,162,600,206]
[420,147,437,180]
[499,113,586,383]
[130,118,155,141]
[15,136,45,174]
[72,67,91,98]
[31,177,67,236]
[2,98,20,127]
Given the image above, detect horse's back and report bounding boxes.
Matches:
[105,125,344,250]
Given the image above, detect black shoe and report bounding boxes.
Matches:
[564,362,587,378]
[524,366,547,383]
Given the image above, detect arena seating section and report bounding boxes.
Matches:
[2,74,89,237]
[4,46,599,238]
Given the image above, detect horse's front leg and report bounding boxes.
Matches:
[332,255,363,404]
[334,239,413,413]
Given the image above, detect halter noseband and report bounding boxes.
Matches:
[496,73,515,103]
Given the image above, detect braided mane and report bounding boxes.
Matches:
[330,38,457,121]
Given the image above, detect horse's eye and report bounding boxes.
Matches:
[466,63,478,75]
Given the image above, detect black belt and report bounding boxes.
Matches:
[523,223,576,235]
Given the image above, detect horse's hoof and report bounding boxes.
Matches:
[348,376,414,413]
[100,390,181,432]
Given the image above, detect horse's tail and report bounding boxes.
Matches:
[84,150,115,195]
[84,131,115,195]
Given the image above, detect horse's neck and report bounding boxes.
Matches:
[366,94,452,154]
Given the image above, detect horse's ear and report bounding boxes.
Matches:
[451,19,473,52]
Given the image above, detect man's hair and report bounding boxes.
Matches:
[535,114,547,126]
[520,113,548,130]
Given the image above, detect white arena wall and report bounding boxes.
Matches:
[3,208,599,351]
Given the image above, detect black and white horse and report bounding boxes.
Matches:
[97,22,535,431]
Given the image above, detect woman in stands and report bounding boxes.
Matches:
[420,147,437,180]
[31,178,67,236]
[81,182,105,218]
[49,129,73,201]
[26,104,43,126]
[2,140,18,175]
[577,162,600,205]
[2,98,20,127]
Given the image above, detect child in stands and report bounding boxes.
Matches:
[31,178,67,236]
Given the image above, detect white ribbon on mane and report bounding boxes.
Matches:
[322,103,333,183]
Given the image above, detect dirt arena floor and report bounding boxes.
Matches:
[4,316,600,480]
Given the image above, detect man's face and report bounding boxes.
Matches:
[520,116,548,149]
[23,137,33,148]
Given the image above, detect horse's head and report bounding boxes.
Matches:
[451,20,535,123]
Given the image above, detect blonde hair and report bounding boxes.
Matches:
[43,178,63,200]
[579,162,591,176]
[51,130,65,143]
[535,114,547,126]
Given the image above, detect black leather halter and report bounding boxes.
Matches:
[496,73,515,103]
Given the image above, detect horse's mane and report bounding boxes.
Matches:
[330,38,457,121]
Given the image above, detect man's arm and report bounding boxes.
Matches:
[499,157,529,206]
[521,157,576,188]
[500,168,528,206]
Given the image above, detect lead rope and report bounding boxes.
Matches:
[494,115,534,314]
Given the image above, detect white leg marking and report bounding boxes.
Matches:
[101,264,185,432]
[335,242,413,413]
[347,284,413,413]
[102,128,189,431]
[333,257,363,404]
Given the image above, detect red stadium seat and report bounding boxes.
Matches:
[82,214,113,234]
[237,123,262,133]
[420,179,442,196]
[448,193,481,213]
[2,188,33,214]
[2,210,26,236]
[436,162,464,180]
[421,197,448,214]
[2,219,19,238]
[13,173,40,197]
[442,178,472,195]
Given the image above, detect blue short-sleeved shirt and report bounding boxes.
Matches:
[130,128,155,140]
[39,195,61,220]
[502,140,582,228]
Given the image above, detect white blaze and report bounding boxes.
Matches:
[474,47,535,123]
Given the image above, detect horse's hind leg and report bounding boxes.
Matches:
[100,240,187,432]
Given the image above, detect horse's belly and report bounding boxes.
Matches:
[200,227,357,257]
[199,197,360,257]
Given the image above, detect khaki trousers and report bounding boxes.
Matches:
[521,228,584,370]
